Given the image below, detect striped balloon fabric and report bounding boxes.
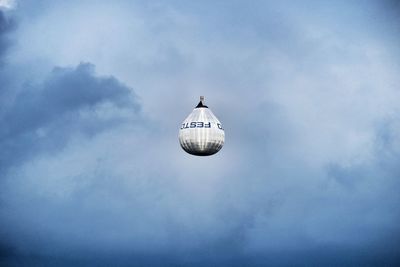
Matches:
[179,96,225,156]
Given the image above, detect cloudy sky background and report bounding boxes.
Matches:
[1,0,400,266]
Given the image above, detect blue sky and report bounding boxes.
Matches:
[0,1,400,266]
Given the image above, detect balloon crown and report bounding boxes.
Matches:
[195,96,208,108]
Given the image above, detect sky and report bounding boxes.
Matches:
[0,0,400,266]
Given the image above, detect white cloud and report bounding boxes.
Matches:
[0,0,16,10]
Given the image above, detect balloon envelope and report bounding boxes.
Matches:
[178,97,225,156]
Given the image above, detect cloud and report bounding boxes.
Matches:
[0,62,141,172]
[0,10,14,64]
[0,0,15,10]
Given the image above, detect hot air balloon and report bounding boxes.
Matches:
[179,96,225,156]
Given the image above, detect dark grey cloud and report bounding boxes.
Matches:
[0,62,141,172]
[0,10,14,63]
[0,10,16,105]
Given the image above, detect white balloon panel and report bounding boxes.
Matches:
[179,107,225,156]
